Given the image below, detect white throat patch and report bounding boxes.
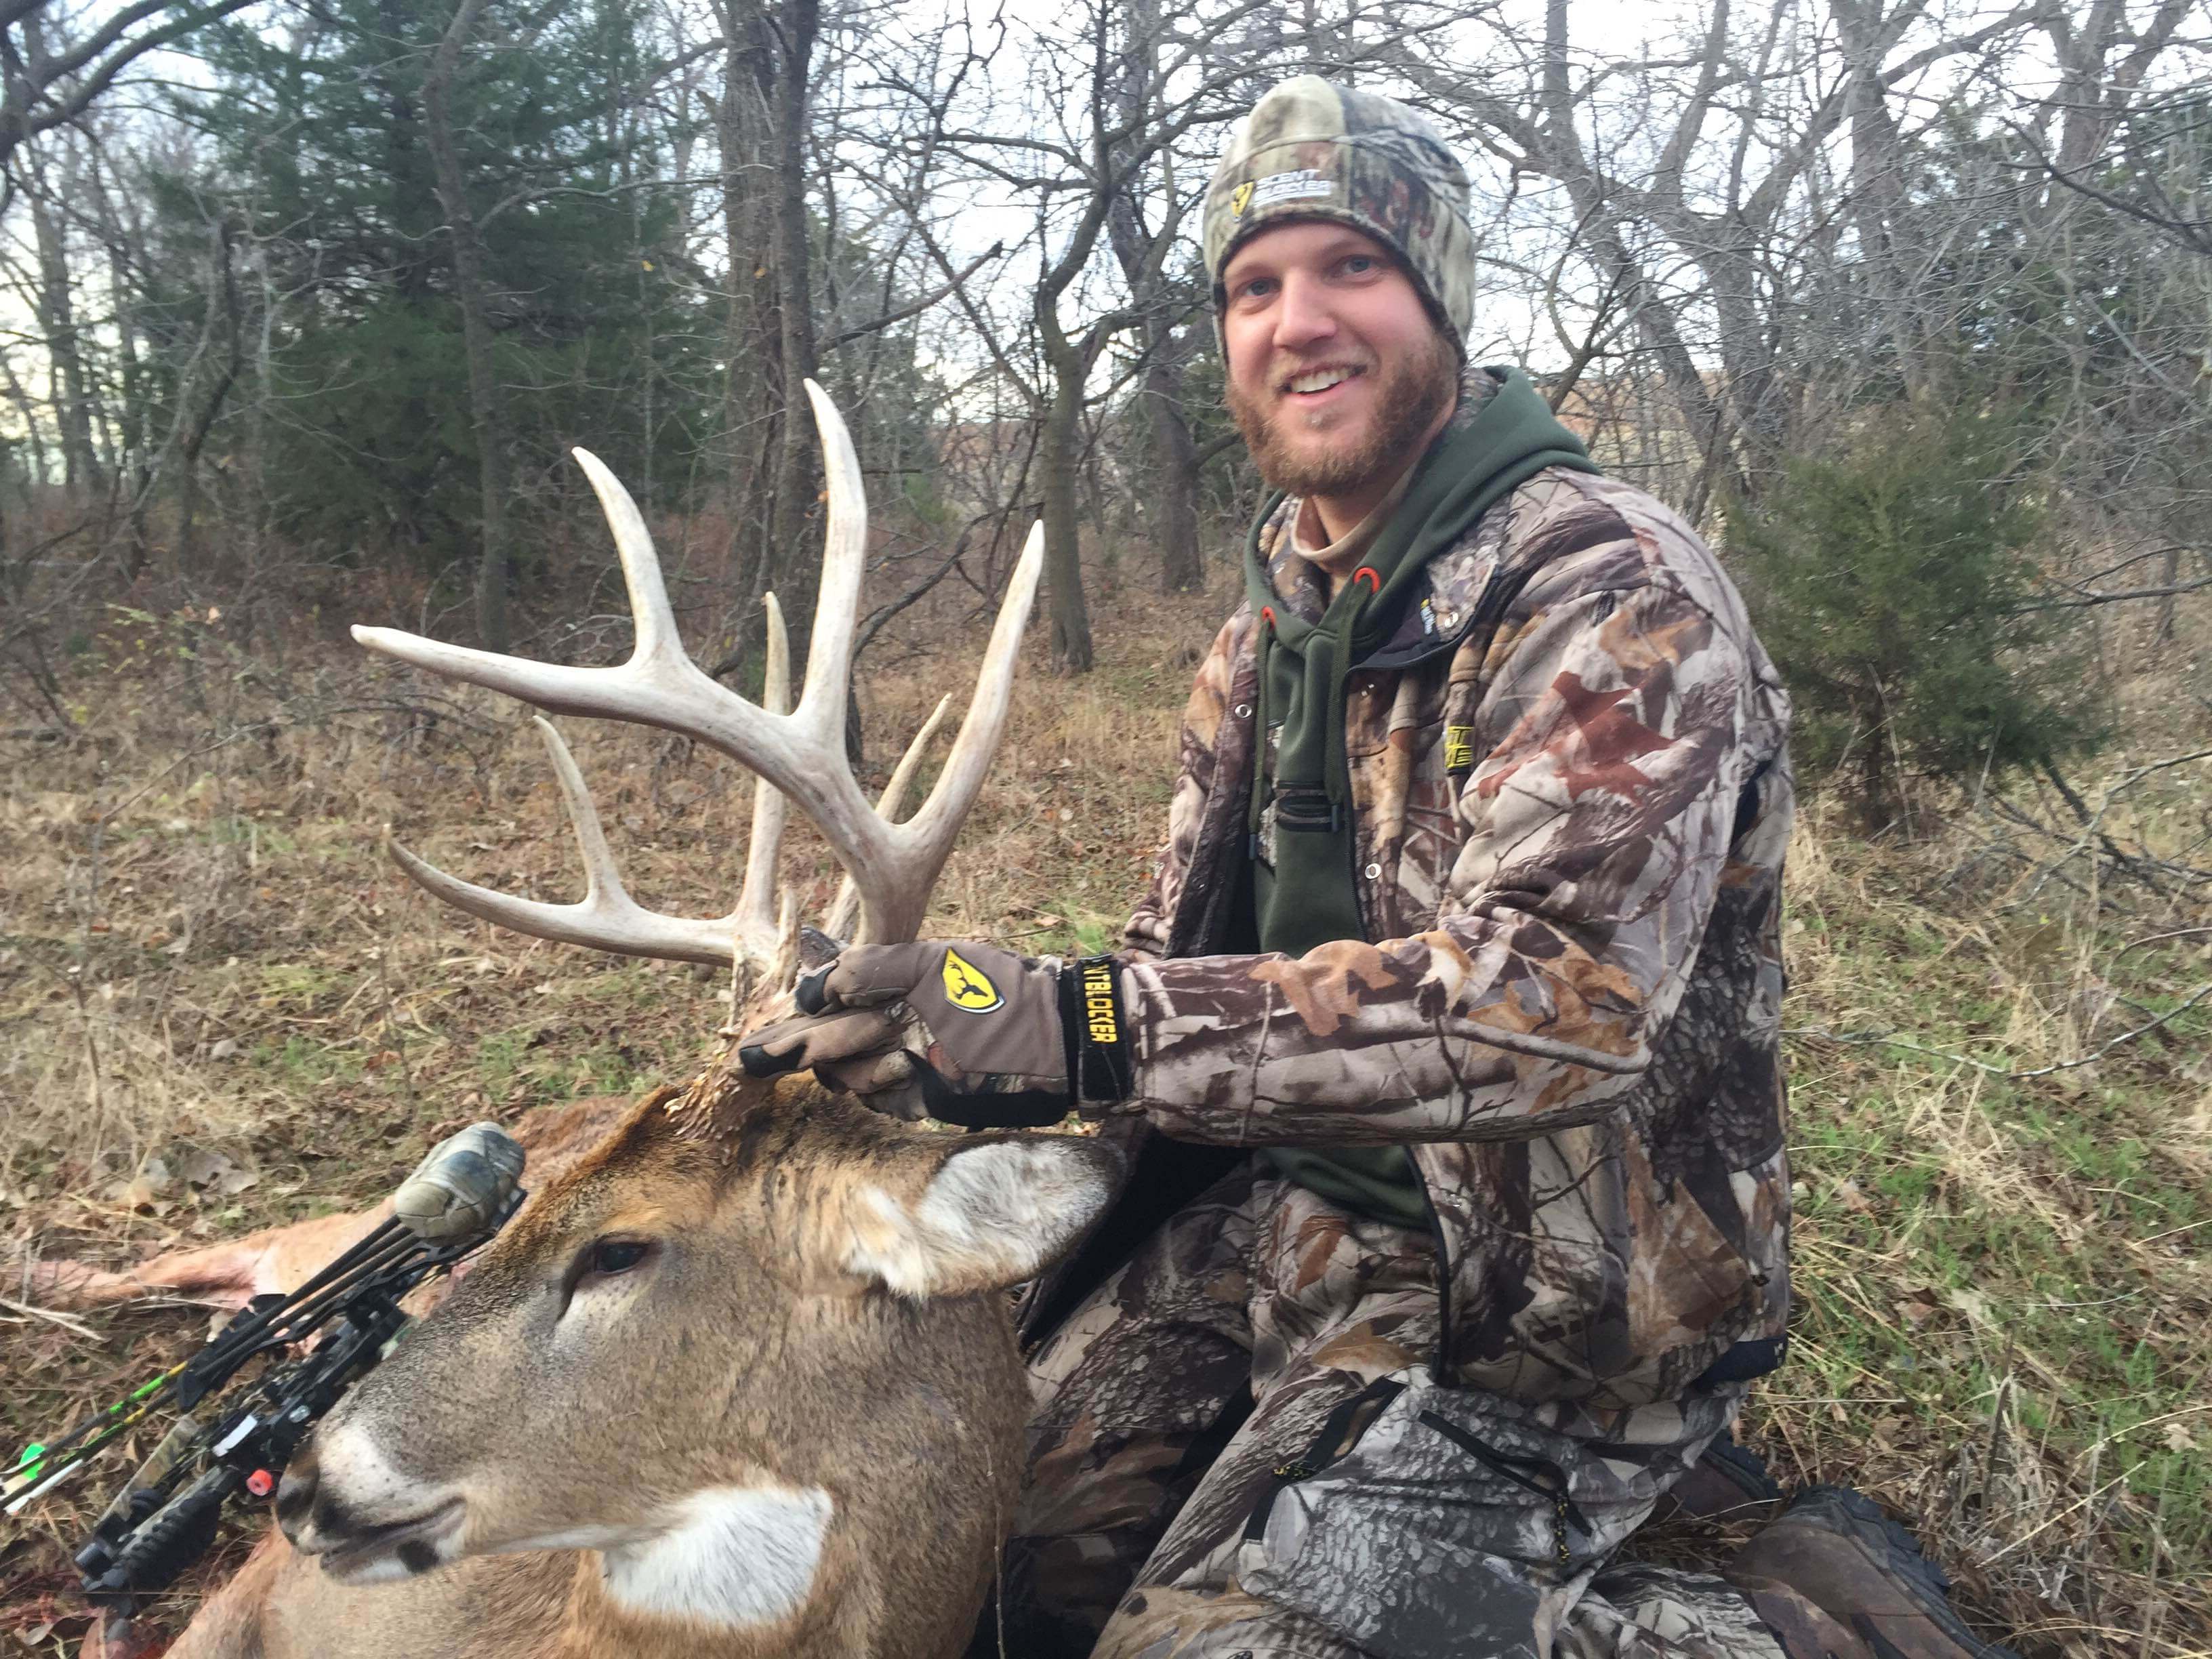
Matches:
[599,1483,835,1629]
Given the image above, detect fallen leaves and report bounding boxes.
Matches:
[109,1147,258,1214]
[1894,1286,1949,1327]
[173,1148,259,1196]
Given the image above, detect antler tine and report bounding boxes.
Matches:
[573,446,687,670]
[350,450,790,768]
[823,692,953,942]
[733,592,792,937]
[386,717,771,967]
[533,714,625,906]
[794,380,865,750]
[855,521,1044,940]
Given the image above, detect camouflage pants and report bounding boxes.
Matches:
[989,1160,1784,1659]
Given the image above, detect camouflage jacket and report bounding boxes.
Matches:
[1088,443,1795,1412]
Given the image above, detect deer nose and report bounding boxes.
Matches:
[274,1452,319,1536]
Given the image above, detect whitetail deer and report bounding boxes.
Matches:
[129,384,1115,1659]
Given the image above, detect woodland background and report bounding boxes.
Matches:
[1,0,2209,1654]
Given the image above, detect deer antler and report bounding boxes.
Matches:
[356,381,1042,962]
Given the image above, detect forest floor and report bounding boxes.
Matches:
[2,569,2208,1657]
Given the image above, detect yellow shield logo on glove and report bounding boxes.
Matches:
[941,947,1004,1014]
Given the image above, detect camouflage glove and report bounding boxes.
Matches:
[738,942,1132,1128]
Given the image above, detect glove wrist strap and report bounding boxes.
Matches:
[1061,956,1133,1105]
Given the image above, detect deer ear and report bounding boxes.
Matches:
[842,1134,1121,1300]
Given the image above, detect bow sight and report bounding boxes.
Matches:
[3,1122,525,1612]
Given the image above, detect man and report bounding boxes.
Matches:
[746,75,2012,1659]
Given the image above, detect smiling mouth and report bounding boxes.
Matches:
[1282,365,1364,397]
[311,1497,466,1581]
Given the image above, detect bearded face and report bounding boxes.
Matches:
[1219,222,1460,509]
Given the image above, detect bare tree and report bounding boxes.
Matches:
[14,127,97,495]
[1104,0,1205,595]
[0,0,261,173]
[902,0,1318,670]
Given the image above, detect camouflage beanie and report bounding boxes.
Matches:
[1202,77,1475,357]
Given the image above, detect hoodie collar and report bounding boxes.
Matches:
[1255,366,1513,656]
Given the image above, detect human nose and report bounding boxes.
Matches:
[1270,270,1336,353]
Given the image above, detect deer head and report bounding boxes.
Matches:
[276,1067,1111,1650]
[273,386,1113,1657]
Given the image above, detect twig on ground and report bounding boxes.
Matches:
[0,1296,100,1339]
[2114,926,2212,962]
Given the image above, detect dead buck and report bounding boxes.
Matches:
[146,384,1116,1659]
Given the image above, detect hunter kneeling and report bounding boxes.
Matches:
[745,76,2015,1659]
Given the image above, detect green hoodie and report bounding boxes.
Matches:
[1242,368,1599,1229]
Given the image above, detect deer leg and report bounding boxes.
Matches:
[25,1093,638,1315]
[22,1205,391,1315]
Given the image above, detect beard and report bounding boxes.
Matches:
[1227,330,1460,501]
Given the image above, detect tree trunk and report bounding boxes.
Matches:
[90,161,152,577]
[708,0,783,674]
[1858,712,1894,834]
[1105,207,1203,593]
[764,0,821,659]
[173,219,244,577]
[423,0,514,651]
[716,0,775,527]
[1040,361,1094,673]
[22,146,100,498]
[1141,349,1203,592]
[1100,0,1202,593]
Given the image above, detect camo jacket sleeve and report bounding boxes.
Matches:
[1117,571,1759,1146]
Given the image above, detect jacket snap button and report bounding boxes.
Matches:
[1364,862,1382,879]
[1233,703,1251,718]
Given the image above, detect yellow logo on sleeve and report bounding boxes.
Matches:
[1079,961,1118,1045]
[941,947,1004,1014]
[1443,725,1475,773]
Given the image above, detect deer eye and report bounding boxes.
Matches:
[583,1237,652,1278]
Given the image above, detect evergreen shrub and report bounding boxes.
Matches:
[1732,409,2104,827]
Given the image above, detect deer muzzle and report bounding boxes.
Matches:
[277,1428,467,1582]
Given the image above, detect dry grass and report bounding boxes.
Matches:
[2,569,2206,1656]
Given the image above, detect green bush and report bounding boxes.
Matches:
[1732,409,2104,827]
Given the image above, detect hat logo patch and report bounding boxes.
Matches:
[1230,180,1256,217]
[1248,169,1332,211]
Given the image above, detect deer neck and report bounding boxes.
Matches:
[553,1481,865,1659]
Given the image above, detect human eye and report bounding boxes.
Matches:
[1233,273,1277,304]
[1337,253,1379,278]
